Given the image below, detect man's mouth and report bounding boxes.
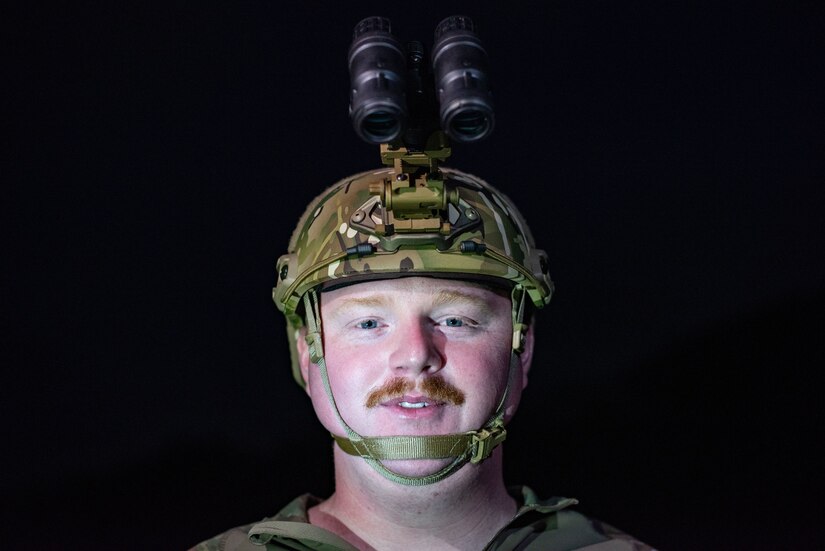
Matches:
[365,376,465,409]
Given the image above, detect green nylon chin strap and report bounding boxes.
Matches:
[302,285,526,486]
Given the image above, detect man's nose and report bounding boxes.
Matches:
[388,318,445,375]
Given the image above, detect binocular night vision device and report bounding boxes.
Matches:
[348,15,494,147]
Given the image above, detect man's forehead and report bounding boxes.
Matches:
[321,276,508,304]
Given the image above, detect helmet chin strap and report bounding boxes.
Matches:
[302,286,527,486]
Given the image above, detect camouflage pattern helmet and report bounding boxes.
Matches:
[273,166,554,386]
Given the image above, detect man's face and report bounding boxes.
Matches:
[298,277,532,473]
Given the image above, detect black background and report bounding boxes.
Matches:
[5,1,824,549]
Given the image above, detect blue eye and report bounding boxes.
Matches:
[444,318,464,327]
[357,319,379,329]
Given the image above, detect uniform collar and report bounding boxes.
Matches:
[247,487,577,550]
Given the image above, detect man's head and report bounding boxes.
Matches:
[272,166,553,484]
[297,276,534,479]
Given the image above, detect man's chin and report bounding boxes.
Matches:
[377,457,459,478]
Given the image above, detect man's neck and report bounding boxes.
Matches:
[308,446,517,551]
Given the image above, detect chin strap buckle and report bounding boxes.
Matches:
[305,330,324,364]
[469,424,507,464]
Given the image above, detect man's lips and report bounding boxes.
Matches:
[381,395,445,409]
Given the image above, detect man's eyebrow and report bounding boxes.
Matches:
[432,289,495,314]
[327,295,391,314]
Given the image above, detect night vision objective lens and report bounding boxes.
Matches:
[432,15,495,143]
[348,17,408,144]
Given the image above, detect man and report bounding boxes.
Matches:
[193,166,653,550]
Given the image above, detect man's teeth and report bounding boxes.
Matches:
[398,401,428,409]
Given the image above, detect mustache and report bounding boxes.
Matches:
[365,376,466,408]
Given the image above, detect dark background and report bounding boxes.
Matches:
[5,1,823,549]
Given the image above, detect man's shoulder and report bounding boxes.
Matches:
[189,494,320,551]
[190,521,261,551]
[495,486,654,551]
[540,509,654,551]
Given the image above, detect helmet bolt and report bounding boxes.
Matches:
[396,173,408,181]
[460,241,487,253]
[465,208,479,220]
[352,210,366,222]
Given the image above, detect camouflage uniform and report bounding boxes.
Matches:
[191,486,654,551]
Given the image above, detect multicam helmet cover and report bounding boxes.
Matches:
[272,166,553,386]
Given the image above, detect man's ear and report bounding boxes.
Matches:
[519,323,535,389]
[295,326,311,395]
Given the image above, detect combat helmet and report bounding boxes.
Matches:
[273,164,554,386]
